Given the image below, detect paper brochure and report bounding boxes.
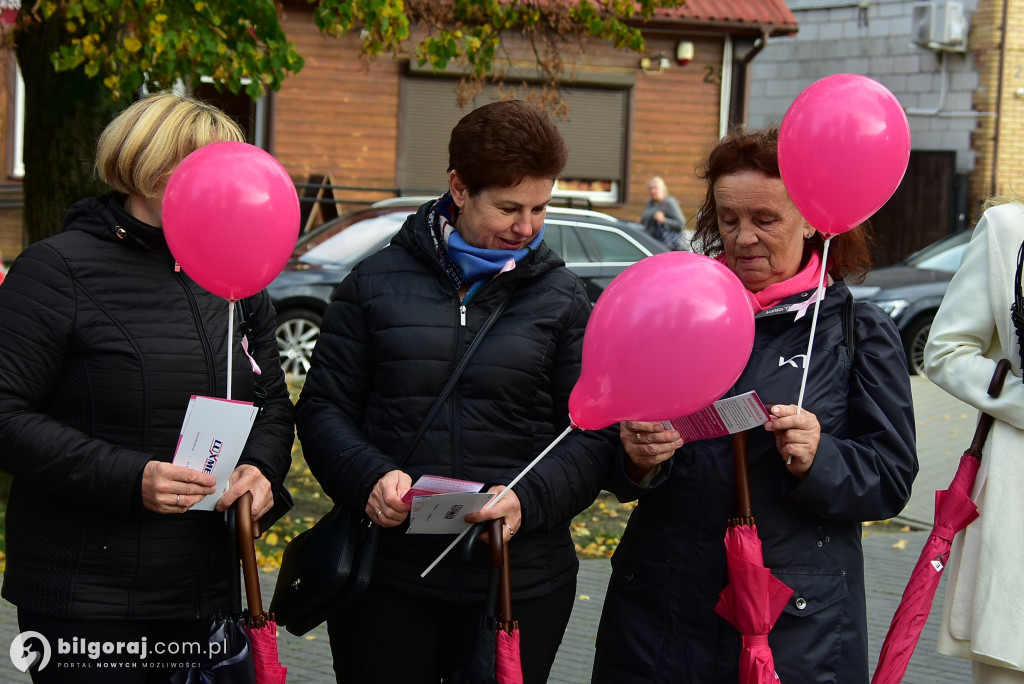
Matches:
[172,395,258,510]
[666,391,770,442]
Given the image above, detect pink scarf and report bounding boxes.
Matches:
[717,249,825,314]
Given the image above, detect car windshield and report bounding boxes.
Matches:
[904,230,971,272]
[297,214,406,267]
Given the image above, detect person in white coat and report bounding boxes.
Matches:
[924,198,1024,684]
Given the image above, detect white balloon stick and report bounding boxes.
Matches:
[420,424,574,577]
[227,300,235,401]
[791,236,833,464]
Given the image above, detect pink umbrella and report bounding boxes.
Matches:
[714,432,793,684]
[872,359,1010,684]
[492,520,524,684]
[237,493,289,684]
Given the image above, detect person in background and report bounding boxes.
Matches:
[593,127,918,684]
[924,197,1024,683]
[640,176,689,250]
[0,92,294,682]
[295,99,616,684]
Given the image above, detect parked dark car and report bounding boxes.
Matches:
[270,199,669,376]
[848,229,972,375]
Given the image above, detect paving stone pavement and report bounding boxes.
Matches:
[0,375,984,682]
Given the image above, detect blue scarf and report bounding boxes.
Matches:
[446,227,545,283]
[429,192,544,302]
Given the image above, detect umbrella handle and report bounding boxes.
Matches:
[733,431,754,523]
[968,359,1012,457]
[486,519,515,627]
[235,491,265,624]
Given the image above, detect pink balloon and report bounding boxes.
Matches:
[163,141,299,301]
[569,252,755,430]
[778,74,911,236]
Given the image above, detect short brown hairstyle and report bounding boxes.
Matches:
[448,100,569,195]
[95,92,245,198]
[692,127,874,282]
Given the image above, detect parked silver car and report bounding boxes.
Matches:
[270,199,669,376]
[849,229,972,375]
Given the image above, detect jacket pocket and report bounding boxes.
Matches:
[771,568,850,684]
[594,555,673,681]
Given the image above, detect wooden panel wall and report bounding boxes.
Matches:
[0,48,22,261]
[626,34,725,229]
[273,11,728,228]
[275,6,402,206]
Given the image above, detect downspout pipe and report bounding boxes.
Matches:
[990,0,1008,197]
[726,28,770,130]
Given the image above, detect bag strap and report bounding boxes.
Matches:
[1011,240,1024,374]
[843,290,856,363]
[396,287,516,466]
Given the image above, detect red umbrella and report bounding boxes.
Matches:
[871,359,1010,684]
[714,432,794,684]
[237,492,289,684]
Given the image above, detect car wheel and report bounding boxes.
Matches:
[276,308,322,377]
[903,316,932,377]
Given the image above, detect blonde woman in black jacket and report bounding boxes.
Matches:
[296,100,617,684]
[0,93,294,682]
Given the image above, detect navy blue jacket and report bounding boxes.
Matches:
[296,201,617,603]
[594,282,918,684]
[0,195,294,620]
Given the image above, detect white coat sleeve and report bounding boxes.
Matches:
[923,207,1024,428]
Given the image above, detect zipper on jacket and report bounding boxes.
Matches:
[175,270,219,397]
[452,297,468,478]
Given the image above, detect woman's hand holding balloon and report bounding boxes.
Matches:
[368,469,412,527]
[620,420,684,482]
[764,404,820,478]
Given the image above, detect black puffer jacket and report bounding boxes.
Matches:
[595,283,918,684]
[0,195,294,620]
[296,201,617,603]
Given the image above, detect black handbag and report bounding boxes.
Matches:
[269,504,379,636]
[270,288,514,636]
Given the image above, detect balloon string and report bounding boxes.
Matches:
[420,424,574,578]
[227,300,235,401]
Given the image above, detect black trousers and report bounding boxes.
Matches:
[327,578,577,684]
[17,609,211,684]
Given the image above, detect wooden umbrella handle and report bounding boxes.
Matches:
[967,358,1012,458]
[732,431,754,525]
[235,491,265,625]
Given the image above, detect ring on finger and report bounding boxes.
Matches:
[377,508,383,518]
[636,432,644,443]
[176,494,181,507]
[504,522,515,537]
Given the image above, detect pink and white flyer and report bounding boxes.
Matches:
[665,391,770,443]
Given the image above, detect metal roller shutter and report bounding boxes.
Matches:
[399,78,628,199]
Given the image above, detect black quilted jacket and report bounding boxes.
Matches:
[0,194,294,620]
[595,283,919,684]
[296,200,618,603]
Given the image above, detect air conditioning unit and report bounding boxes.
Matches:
[912,2,968,51]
